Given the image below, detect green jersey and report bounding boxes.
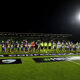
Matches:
[40,43,44,47]
[44,42,47,47]
[48,42,51,47]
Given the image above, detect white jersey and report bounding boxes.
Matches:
[57,43,60,48]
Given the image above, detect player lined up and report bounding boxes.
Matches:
[1,40,80,53]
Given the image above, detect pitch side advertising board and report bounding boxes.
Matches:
[33,56,80,63]
[0,59,22,64]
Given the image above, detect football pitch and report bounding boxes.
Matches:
[0,55,80,80]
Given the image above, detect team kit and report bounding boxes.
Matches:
[1,40,80,54]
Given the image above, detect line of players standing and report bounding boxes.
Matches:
[1,40,80,53]
[1,40,40,53]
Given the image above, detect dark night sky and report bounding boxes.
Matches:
[1,0,80,40]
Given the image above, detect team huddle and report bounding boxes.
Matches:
[1,40,80,54]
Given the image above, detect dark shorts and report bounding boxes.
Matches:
[70,47,72,50]
[25,47,28,49]
[31,46,34,49]
[15,45,17,48]
[25,47,28,50]
[41,47,43,49]
[54,47,56,50]
[67,48,69,50]
[65,48,67,50]
[45,47,47,49]
[73,48,76,51]
[21,48,23,51]
[17,48,19,51]
[35,47,38,50]
[48,46,51,49]
[2,48,5,51]
[11,48,14,51]
[8,48,10,51]
[59,47,62,50]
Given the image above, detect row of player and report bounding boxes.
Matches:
[1,40,80,53]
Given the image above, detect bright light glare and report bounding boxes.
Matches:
[71,11,80,25]
[77,12,80,21]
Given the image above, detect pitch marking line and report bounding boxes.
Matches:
[55,55,80,66]
[68,61,80,66]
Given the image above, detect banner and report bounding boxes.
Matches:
[0,53,80,57]
[0,59,22,64]
[33,56,80,63]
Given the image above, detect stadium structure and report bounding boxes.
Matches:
[0,32,72,42]
[0,32,79,57]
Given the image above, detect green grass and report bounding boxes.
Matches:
[0,55,80,80]
[0,44,80,80]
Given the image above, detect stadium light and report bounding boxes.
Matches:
[73,11,80,25]
[77,12,80,21]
